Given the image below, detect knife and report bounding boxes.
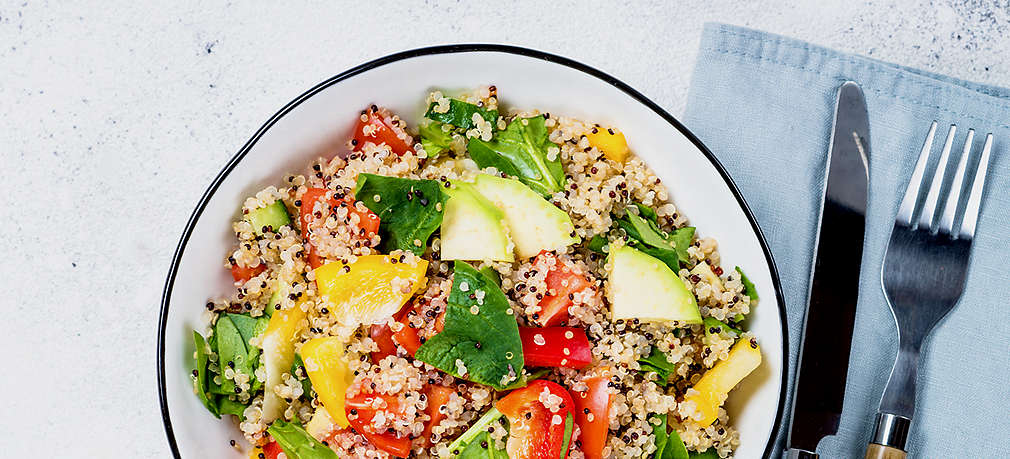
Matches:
[784,81,871,459]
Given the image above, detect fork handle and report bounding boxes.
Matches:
[864,413,910,459]
[865,443,905,459]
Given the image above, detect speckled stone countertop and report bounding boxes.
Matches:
[1,1,1007,456]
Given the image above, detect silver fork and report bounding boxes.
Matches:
[865,122,994,459]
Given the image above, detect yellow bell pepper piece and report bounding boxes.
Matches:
[300,337,352,428]
[586,126,629,163]
[314,255,428,325]
[260,300,307,422]
[684,337,762,427]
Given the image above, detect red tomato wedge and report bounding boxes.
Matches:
[519,327,592,369]
[345,392,412,457]
[495,380,575,459]
[299,188,380,269]
[420,385,455,446]
[534,252,594,327]
[369,302,424,364]
[353,107,414,155]
[571,376,613,459]
[230,263,266,283]
[261,441,283,459]
[369,323,399,363]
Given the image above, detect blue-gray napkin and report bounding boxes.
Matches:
[684,23,1009,457]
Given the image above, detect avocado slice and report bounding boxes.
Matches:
[440,181,514,262]
[472,174,579,259]
[606,245,701,324]
[244,200,291,236]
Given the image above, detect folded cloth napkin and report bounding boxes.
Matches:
[684,23,1010,457]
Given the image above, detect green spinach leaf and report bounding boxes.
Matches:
[638,347,677,386]
[614,206,695,270]
[478,266,502,288]
[559,412,575,459]
[420,121,454,158]
[688,449,720,459]
[651,414,689,459]
[415,262,524,390]
[214,316,251,394]
[291,353,314,399]
[216,396,248,418]
[447,407,506,455]
[426,99,499,129]
[587,234,609,253]
[267,419,338,459]
[467,116,565,196]
[703,317,741,339]
[354,174,448,255]
[735,266,759,301]
[459,430,509,459]
[192,331,220,418]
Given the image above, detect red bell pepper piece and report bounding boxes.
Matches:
[344,392,412,457]
[261,441,283,459]
[230,263,266,283]
[534,252,594,327]
[571,376,613,459]
[495,380,576,459]
[353,107,414,155]
[420,385,455,446]
[519,327,592,369]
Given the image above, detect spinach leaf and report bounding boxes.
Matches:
[478,266,502,288]
[459,431,509,459]
[688,449,720,459]
[192,331,220,418]
[638,347,677,386]
[447,407,506,455]
[703,317,741,339]
[614,206,695,270]
[735,266,759,301]
[267,419,339,459]
[420,122,454,158]
[559,412,575,459]
[216,396,247,418]
[587,234,609,253]
[426,99,499,129]
[467,116,565,196]
[415,262,524,390]
[670,227,696,267]
[354,174,448,255]
[214,316,250,394]
[634,202,658,222]
[651,414,689,459]
[291,353,314,399]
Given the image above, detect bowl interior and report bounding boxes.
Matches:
[160,46,786,458]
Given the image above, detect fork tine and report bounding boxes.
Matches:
[918,124,957,229]
[938,129,974,234]
[959,133,994,239]
[896,121,938,226]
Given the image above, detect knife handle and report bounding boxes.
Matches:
[865,412,910,459]
[865,443,905,459]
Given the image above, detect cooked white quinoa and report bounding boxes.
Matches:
[195,86,757,459]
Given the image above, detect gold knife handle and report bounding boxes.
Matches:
[865,443,906,459]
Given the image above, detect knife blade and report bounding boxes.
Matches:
[784,81,870,459]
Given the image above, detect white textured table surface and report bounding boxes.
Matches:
[2,1,1008,457]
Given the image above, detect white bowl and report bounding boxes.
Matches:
[158,44,788,458]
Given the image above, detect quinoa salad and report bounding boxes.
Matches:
[189,87,764,459]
